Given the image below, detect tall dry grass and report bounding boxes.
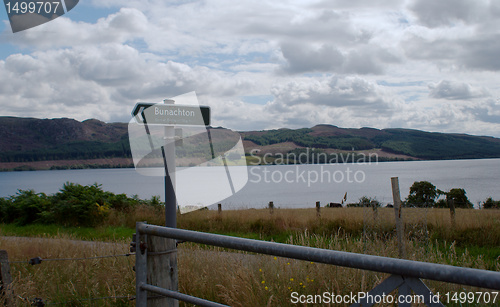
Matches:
[178,231,499,306]
[0,236,135,306]
[2,207,499,306]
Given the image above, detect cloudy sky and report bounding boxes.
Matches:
[1,0,499,136]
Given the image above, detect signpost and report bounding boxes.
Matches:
[132,103,210,126]
[132,99,210,307]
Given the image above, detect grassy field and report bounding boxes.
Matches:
[1,206,500,306]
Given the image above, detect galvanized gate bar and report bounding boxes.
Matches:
[137,223,500,290]
[140,284,229,307]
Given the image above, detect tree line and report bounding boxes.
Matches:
[0,139,132,163]
[243,128,500,160]
[346,181,498,209]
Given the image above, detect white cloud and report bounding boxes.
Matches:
[429,80,490,100]
[4,8,149,49]
[0,0,499,138]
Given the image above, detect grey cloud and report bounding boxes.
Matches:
[409,0,485,28]
[403,33,500,71]
[467,99,500,124]
[459,35,500,71]
[343,50,384,75]
[239,8,366,44]
[312,0,402,9]
[403,35,458,61]
[429,80,490,100]
[279,43,399,74]
[279,42,344,74]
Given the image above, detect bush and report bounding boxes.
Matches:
[0,190,52,225]
[347,196,380,208]
[0,183,150,227]
[51,182,114,227]
[482,197,500,209]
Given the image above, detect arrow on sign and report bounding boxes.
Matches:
[131,103,155,124]
[132,102,210,126]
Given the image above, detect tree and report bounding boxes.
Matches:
[482,197,499,209]
[446,188,473,209]
[347,196,380,208]
[405,181,438,207]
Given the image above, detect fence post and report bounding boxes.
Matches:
[135,227,148,307]
[316,201,321,218]
[218,203,222,215]
[147,234,178,307]
[448,198,456,227]
[0,250,14,306]
[391,177,406,259]
[269,201,274,214]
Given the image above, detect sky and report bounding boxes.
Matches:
[1,0,499,137]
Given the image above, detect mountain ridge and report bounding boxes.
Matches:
[1,116,500,171]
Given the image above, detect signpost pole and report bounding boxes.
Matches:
[132,98,210,306]
[163,98,178,306]
[146,99,179,307]
[163,98,177,230]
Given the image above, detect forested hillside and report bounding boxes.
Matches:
[1,117,500,171]
[242,125,500,160]
[0,117,131,162]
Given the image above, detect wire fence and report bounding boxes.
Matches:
[1,249,136,306]
[7,253,134,265]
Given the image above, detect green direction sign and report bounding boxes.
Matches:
[132,103,210,126]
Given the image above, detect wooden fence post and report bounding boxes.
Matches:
[372,201,378,222]
[269,201,274,214]
[448,198,456,227]
[391,177,406,259]
[147,236,178,307]
[316,201,321,218]
[0,250,14,306]
[218,203,222,215]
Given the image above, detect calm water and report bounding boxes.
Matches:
[0,159,499,209]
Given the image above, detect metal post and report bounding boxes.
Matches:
[150,98,178,307]
[145,99,178,307]
[163,98,177,229]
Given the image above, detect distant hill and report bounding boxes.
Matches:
[241,124,500,160]
[1,117,500,171]
[0,117,131,169]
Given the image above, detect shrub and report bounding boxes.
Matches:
[347,196,380,208]
[0,190,52,225]
[482,197,500,209]
[51,182,112,227]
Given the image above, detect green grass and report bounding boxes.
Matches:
[2,207,500,306]
[0,223,134,241]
